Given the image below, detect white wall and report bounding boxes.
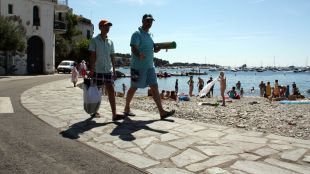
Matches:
[74,22,94,41]
[0,0,56,74]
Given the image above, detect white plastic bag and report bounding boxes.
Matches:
[83,84,102,114]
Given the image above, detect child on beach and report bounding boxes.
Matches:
[240,88,244,97]
[187,76,194,96]
[218,71,226,106]
[71,62,79,87]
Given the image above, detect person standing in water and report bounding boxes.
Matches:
[175,79,179,94]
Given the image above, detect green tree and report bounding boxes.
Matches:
[0,16,26,74]
[64,12,82,42]
[75,38,90,63]
[55,35,70,66]
[55,11,82,67]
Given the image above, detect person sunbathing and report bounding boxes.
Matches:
[160,90,165,99]
[227,87,240,99]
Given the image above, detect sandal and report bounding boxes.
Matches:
[112,114,125,121]
[160,110,175,120]
[123,111,136,116]
[90,112,100,118]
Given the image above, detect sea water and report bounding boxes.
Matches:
[114,68,310,98]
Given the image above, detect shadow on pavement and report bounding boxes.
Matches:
[110,117,170,141]
[60,117,113,139]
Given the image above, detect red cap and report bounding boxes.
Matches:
[99,20,112,27]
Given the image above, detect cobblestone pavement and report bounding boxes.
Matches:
[21,79,310,174]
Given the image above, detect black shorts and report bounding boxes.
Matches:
[93,72,114,87]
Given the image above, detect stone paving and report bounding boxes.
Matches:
[21,79,310,174]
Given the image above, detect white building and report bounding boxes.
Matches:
[0,0,69,74]
[74,15,94,41]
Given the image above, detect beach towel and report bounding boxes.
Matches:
[199,80,216,97]
[279,100,310,104]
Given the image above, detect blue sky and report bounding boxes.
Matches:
[69,0,310,67]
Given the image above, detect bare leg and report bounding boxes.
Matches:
[221,89,225,106]
[149,84,166,117]
[124,87,137,113]
[105,83,116,117]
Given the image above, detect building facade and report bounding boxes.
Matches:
[74,15,94,41]
[0,0,68,74]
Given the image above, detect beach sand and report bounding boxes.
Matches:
[105,95,310,140]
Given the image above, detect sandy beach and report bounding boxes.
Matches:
[104,95,310,140]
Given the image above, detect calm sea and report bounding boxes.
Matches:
[114,68,310,98]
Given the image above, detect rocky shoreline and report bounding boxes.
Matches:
[103,95,310,140]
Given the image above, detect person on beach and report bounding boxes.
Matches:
[122,83,127,97]
[227,86,240,99]
[164,91,171,99]
[236,81,241,90]
[123,14,175,119]
[206,77,214,97]
[259,81,265,97]
[187,76,194,96]
[251,87,255,93]
[274,80,280,97]
[218,71,226,106]
[71,62,79,87]
[79,60,87,78]
[175,79,179,94]
[279,85,287,97]
[89,19,123,121]
[170,91,177,100]
[197,77,204,93]
[266,81,271,98]
[285,85,290,98]
[160,90,165,100]
[292,82,301,95]
[240,88,244,97]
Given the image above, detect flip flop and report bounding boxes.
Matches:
[90,112,100,118]
[160,110,175,120]
[123,112,136,116]
[112,114,125,121]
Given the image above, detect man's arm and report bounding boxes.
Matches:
[131,45,145,60]
[89,51,96,76]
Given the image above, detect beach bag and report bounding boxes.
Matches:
[83,78,101,114]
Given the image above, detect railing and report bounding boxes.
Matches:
[54,20,66,31]
[52,0,68,6]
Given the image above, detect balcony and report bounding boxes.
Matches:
[54,0,69,12]
[54,20,66,34]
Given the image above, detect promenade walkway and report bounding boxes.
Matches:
[21,79,310,174]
